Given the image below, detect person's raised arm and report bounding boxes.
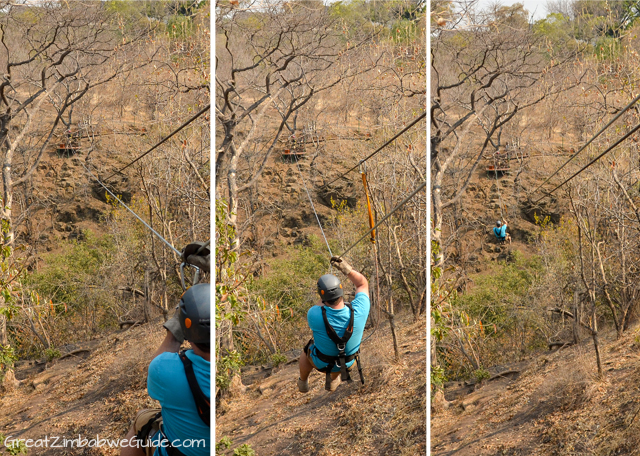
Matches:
[330,257,369,296]
[151,311,184,360]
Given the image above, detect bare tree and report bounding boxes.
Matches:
[430,2,578,267]
[215,0,374,249]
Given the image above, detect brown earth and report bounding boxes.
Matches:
[216,313,426,456]
[0,321,171,455]
[432,326,640,456]
[433,139,640,455]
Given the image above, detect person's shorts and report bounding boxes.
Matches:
[131,408,162,456]
[303,339,353,373]
[303,339,318,369]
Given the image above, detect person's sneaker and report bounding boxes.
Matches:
[325,376,341,392]
[297,377,309,393]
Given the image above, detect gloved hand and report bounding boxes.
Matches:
[163,310,185,343]
[330,256,353,276]
[182,242,210,274]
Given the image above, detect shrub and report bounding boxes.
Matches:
[216,350,244,391]
[43,348,61,362]
[216,436,233,454]
[270,352,287,368]
[233,444,255,456]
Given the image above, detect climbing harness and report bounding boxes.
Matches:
[104,104,210,181]
[82,163,206,290]
[309,302,365,385]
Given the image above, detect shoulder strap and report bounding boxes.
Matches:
[321,302,354,346]
[179,351,210,426]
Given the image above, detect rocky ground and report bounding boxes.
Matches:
[1,321,167,455]
[216,313,426,456]
[432,325,640,455]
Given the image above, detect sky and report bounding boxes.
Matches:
[477,0,549,21]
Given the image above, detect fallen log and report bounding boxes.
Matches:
[548,341,575,351]
[59,349,91,360]
[119,320,143,329]
[488,370,520,381]
[546,307,574,319]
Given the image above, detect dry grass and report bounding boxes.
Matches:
[217,312,426,456]
[1,321,173,455]
[433,326,640,456]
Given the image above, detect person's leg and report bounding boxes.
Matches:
[299,351,314,381]
[120,425,145,456]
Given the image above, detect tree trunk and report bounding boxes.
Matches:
[392,226,417,319]
[26,309,50,349]
[144,269,151,323]
[592,331,603,379]
[572,290,579,345]
[387,300,400,361]
[0,313,6,346]
[227,143,239,251]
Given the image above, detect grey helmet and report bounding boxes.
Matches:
[496,220,502,227]
[317,274,343,302]
[179,283,211,344]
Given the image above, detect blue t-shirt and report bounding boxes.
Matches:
[307,292,370,372]
[147,350,210,456]
[493,225,507,239]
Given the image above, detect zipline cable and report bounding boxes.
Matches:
[493,152,507,219]
[104,104,210,182]
[293,154,334,258]
[82,162,182,257]
[531,92,640,196]
[534,121,640,203]
[321,112,426,190]
[338,181,426,259]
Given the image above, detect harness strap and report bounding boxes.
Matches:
[135,412,162,443]
[135,413,189,456]
[315,349,365,385]
[321,302,355,382]
[321,302,354,345]
[159,427,189,456]
[178,351,210,426]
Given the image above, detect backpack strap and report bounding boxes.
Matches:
[321,303,355,382]
[179,351,210,426]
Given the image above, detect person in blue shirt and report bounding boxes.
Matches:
[298,256,370,393]
[493,219,511,244]
[121,284,210,456]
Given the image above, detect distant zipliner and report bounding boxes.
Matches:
[493,219,512,245]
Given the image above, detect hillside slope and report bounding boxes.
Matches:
[216,314,426,456]
[1,322,168,455]
[432,326,640,455]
